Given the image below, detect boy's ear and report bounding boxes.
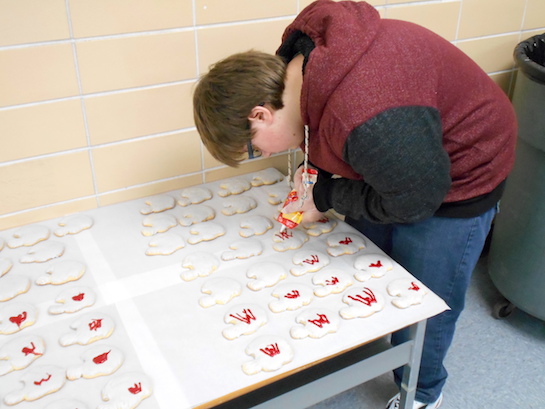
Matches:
[248,105,273,127]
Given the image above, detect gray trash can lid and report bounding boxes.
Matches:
[514,32,545,84]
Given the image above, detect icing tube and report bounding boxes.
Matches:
[277,168,318,230]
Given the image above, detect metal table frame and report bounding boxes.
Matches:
[212,319,426,409]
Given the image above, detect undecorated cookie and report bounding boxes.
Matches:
[0,302,37,335]
[48,286,96,314]
[269,283,314,313]
[354,253,394,282]
[145,232,185,255]
[312,269,353,297]
[0,335,45,376]
[239,215,273,237]
[187,222,225,245]
[242,335,294,375]
[221,195,257,216]
[217,178,251,197]
[0,257,13,277]
[97,371,153,409]
[290,250,330,276]
[387,278,428,308]
[301,217,337,237]
[222,304,267,340]
[141,213,177,236]
[3,365,66,405]
[326,233,366,256]
[290,308,340,339]
[7,225,50,248]
[180,252,220,281]
[246,261,287,291]
[272,229,308,252]
[0,275,31,302]
[36,260,86,285]
[340,286,385,319]
[250,168,284,186]
[59,313,115,346]
[20,241,65,263]
[199,277,242,308]
[265,185,290,205]
[178,204,215,226]
[176,186,213,206]
[54,214,93,236]
[221,239,263,261]
[140,194,176,214]
[67,345,124,380]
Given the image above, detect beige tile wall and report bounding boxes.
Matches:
[1,0,544,230]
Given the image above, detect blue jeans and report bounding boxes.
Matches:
[346,205,497,403]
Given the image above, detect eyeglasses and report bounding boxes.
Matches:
[247,140,261,159]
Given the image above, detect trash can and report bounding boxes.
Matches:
[488,33,545,320]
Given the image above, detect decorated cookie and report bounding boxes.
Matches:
[221,239,263,261]
[36,260,86,285]
[145,232,185,255]
[180,252,220,281]
[141,213,177,236]
[199,277,242,308]
[0,303,37,335]
[59,313,115,346]
[140,194,176,214]
[176,186,213,206]
[178,204,215,226]
[301,217,337,237]
[0,275,31,302]
[250,168,284,186]
[7,225,50,248]
[67,345,124,380]
[312,269,353,297]
[354,253,394,282]
[326,233,366,256]
[242,335,294,375]
[387,278,428,308]
[3,365,66,405]
[187,222,225,244]
[269,283,314,313]
[221,195,257,216]
[54,214,94,236]
[97,371,153,409]
[217,178,251,197]
[1,257,13,277]
[20,241,65,263]
[0,335,45,376]
[246,262,287,291]
[290,308,340,339]
[222,304,267,340]
[272,229,308,252]
[239,215,273,237]
[340,286,385,319]
[265,185,291,205]
[48,286,96,315]
[45,399,89,409]
[290,250,330,276]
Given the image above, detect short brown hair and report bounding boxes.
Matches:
[193,50,286,167]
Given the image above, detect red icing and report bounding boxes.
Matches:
[325,276,339,285]
[88,318,103,331]
[308,313,330,328]
[303,254,320,265]
[34,373,51,386]
[284,290,300,299]
[369,260,383,268]
[317,217,329,223]
[129,382,142,394]
[339,237,353,245]
[348,288,377,306]
[9,311,27,327]
[22,342,42,356]
[275,230,293,240]
[260,343,280,357]
[72,292,85,301]
[409,282,420,291]
[93,350,111,364]
[229,309,256,324]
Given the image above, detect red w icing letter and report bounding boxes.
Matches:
[348,288,377,306]
[339,237,353,245]
[325,276,339,285]
[308,314,330,328]
[369,260,383,268]
[260,343,280,357]
[129,382,142,394]
[89,318,103,331]
[409,282,420,291]
[34,373,51,386]
[229,309,256,324]
[275,230,293,240]
[303,254,320,265]
[284,290,300,299]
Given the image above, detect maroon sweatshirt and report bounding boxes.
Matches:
[277,0,517,223]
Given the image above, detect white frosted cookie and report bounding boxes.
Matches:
[0,335,45,376]
[290,308,340,339]
[67,345,124,380]
[222,304,267,340]
[3,365,66,406]
[301,217,337,237]
[340,286,385,319]
[387,278,429,308]
[59,313,115,346]
[48,286,96,315]
[0,303,37,335]
[177,186,213,206]
[180,252,220,281]
[246,262,287,291]
[145,232,185,255]
[217,178,251,197]
[199,277,242,308]
[45,399,89,409]
[265,185,291,205]
[221,239,263,261]
[140,194,176,214]
[36,260,86,285]
[326,233,366,256]
[178,204,216,226]
[354,253,394,282]
[0,237,4,251]
[221,195,257,216]
[7,225,50,248]
[187,222,225,244]
[269,283,314,313]
[312,269,353,297]
[250,168,284,186]
[272,229,308,252]
[141,213,177,236]
[54,214,93,236]
[242,335,294,375]
[97,371,153,409]
[239,215,273,237]
[0,275,31,302]
[20,241,65,263]
[290,250,330,276]
[1,257,13,277]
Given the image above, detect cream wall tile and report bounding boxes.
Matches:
[85,83,194,145]
[523,0,545,30]
[0,100,87,162]
[77,32,196,94]
[0,44,79,108]
[69,0,193,38]
[198,19,291,73]
[0,152,95,215]
[92,131,201,192]
[0,0,70,46]
[386,1,461,41]
[195,0,296,25]
[457,34,519,74]
[205,154,289,183]
[458,0,525,39]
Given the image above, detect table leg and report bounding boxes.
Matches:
[398,319,427,409]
